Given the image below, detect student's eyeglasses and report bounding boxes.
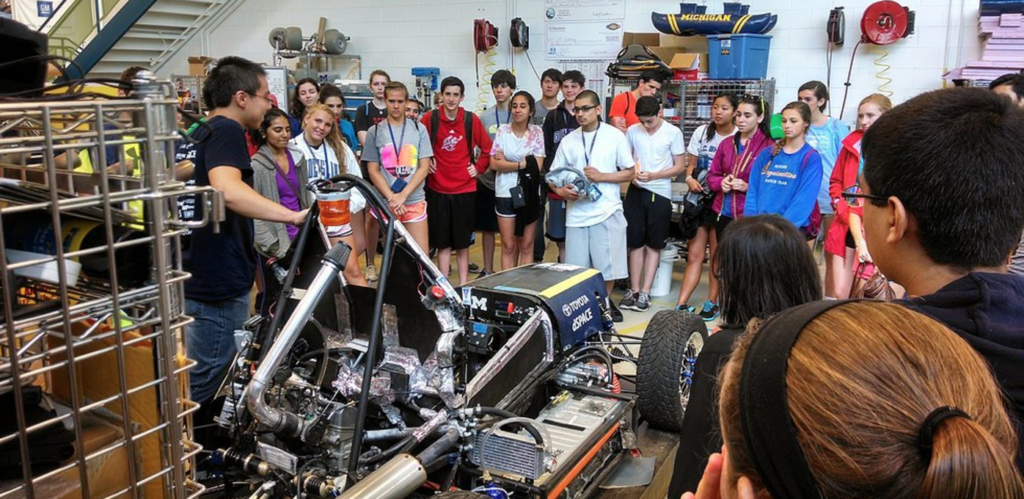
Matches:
[246,92,275,104]
[574,105,598,114]
[842,185,888,208]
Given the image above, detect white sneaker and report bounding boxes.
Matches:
[365,264,378,282]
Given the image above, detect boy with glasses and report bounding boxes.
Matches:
[547,90,635,322]
[858,87,1024,465]
[541,69,586,263]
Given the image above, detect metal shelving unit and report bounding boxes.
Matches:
[609,78,776,143]
[0,77,220,498]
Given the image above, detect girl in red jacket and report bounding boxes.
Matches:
[826,94,892,298]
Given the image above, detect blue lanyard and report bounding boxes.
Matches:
[495,106,511,127]
[581,123,599,165]
[386,120,407,173]
[308,138,327,171]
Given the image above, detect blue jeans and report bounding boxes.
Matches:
[185,293,250,405]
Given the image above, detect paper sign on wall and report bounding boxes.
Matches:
[545,0,625,61]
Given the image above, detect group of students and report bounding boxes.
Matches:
[667,80,899,321]
[667,79,1024,498]
[246,69,953,329]
[172,56,1024,497]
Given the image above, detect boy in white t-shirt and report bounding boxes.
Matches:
[548,90,636,322]
[621,96,686,312]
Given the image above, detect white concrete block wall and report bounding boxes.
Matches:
[162,0,983,125]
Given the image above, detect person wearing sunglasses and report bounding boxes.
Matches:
[857,87,1024,468]
[547,89,635,322]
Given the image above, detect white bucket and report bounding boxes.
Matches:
[649,245,679,297]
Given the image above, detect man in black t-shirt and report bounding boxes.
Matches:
[183,56,309,406]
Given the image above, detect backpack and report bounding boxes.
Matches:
[429,109,475,160]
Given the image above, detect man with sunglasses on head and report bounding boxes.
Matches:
[548,90,635,322]
[608,69,666,133]
[184,56,310,415]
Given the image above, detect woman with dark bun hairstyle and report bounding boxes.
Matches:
[683,301,1023,499]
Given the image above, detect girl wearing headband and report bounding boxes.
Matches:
[684,301,1023,499]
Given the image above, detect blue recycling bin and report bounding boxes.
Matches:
[708,34,772,79]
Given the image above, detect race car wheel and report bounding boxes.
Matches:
[284,26,304,51]
[636,309,708,431]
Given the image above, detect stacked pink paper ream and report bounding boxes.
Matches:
[945,13,1024,83]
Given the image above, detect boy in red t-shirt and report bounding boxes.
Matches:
[421,76,492,285]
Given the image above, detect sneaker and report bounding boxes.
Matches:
[697,300,719,321]
[675,303,695,313]
[477,270,491,279]
[364,264,378,282]
[619,289,637,311]
[610,302,624,323]
[469,262,482,274]
[634,292,651,312]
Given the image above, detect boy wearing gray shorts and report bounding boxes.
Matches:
[547,90,635,322]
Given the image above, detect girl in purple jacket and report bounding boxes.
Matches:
[708,95,775,233]
[677,96,774,314]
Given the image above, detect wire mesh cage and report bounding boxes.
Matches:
[608,78,776,144]
[0,77,220,498]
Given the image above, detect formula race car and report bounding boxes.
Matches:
[198,175,707,498]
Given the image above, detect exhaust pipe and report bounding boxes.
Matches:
[340,427,460,499]
[246,242,351,437]
[337,453,427,499]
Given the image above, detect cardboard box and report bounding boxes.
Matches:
[669,53,702,80]
[659,34,709,52]
[621,31,709,68]
[187,56,215,76]
[0,422,135,499]
[622,32,661,48]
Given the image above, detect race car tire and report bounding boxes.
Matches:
[636,309,708,431]
[284,26,304,51]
